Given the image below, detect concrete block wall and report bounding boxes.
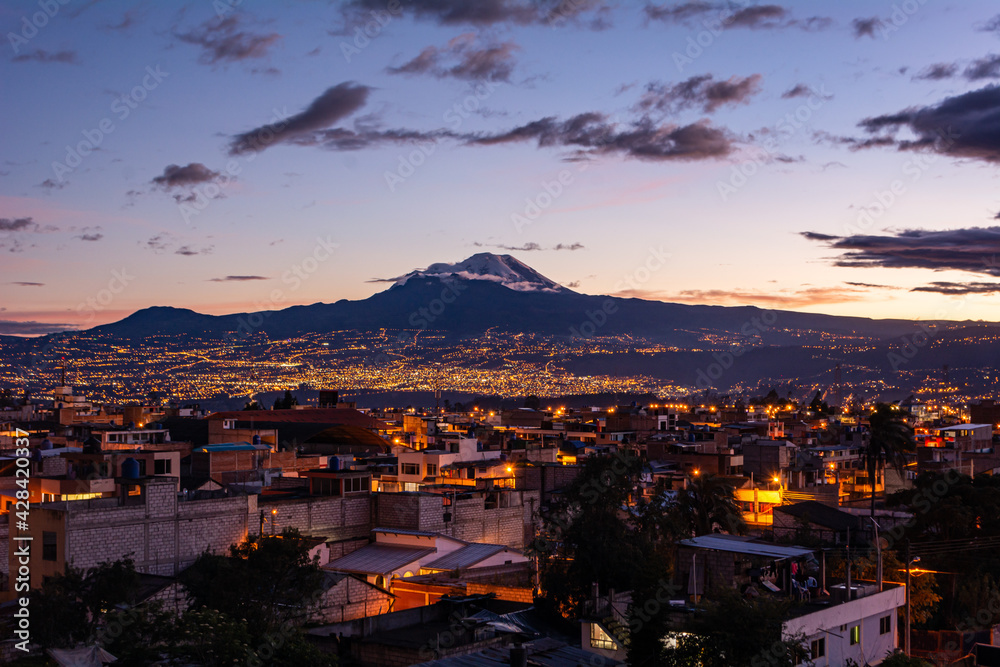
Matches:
[258,494,372,542]
[312,576,392,624]
[64,489,253,576]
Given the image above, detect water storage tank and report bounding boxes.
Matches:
[252,434,261,445]
[41,438,53,450]
[121,457,141,479]
[328,456,341,471]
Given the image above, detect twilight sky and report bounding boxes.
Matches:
[3,0,1000,334]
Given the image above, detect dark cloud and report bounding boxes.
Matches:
[9,282,44,287]
[176,15,281,65]
[913,62,959,81]
[802,227,1000,277]
[175,245,213,256]
[911,281,1000,295]
[849,85,1000,163]
[965,54,1000,81]
[145,235,171,252]
[781,84,811,99]
[851,17,883,38]
[388,34,519,82]
[0,217,37,232]
[229,82,370,155]
[209,275,269,282]
[644,3,827,30]
[0,320,77,335]
[466,113,735,161]
[346,0,603,27]
[38,178,67,190]
[11,49,77,64]
[152,163,220,188]
[636,74,763,114]
[845,281,899,290]
[76,233,103,242]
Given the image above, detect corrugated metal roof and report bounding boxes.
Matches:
[423,544,514,571]
[411,638,622,666]
[326,544,434,575]
[373,527,463,540]
[679,534,814,559]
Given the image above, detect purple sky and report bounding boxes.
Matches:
[3,0,1000,335]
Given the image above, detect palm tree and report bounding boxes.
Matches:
[679,474,747,536]
[861,403,915,517]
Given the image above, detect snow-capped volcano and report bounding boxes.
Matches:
[393,253,572,293]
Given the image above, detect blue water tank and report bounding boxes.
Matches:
[329,456,341,471]
[252,434,261,445]
[121,457,140,479]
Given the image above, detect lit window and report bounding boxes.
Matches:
[590,623,617,650]
[850,625,860,645]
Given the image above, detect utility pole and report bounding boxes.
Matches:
[905,539,911,656]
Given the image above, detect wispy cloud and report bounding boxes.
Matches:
[11,49,77,64]
[388,34,519,82]
[472,241,584,251]
[176,15,281,65]
[911,281,1000,295]
[635,74,763,115]
[0,320,77,335]
[8,282,44,287]
[208,275,269,282]
[619,285,873,307]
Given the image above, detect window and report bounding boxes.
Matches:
[154,459,172,475]
[590,623,617,650]
[344,476,370,493]
[426,463,438,476]
[401,463,419,476]
[849,624,860,645]
[810,637,825,659]
[880,615,892,635]
[42,532,57,561]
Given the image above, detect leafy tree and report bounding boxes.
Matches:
[831,550,939,624]
[273,389,299,410]
[809,390,829,415]
[244,399,262,410]
[678,474,747,537]
[533,453,645,616]
[30,556,143,649]
[170,607,254,666]
[862,404,915,517]
[523,395,541,410]
[880,652,933,666]
[659,589,807,667]
[180,529,325,636]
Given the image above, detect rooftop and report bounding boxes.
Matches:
[678,534,815,560]
[326,544,435,575]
